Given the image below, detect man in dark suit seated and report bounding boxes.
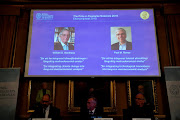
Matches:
[126,93,155,120]
[80,97,104,120]
[111,28,132,50]
[30,94,61,120]
[54,28,74,50]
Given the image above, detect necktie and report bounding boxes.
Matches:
[43,89,46,96]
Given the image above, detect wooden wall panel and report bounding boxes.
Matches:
[167,15,180,65]
[13,9,30,73]
[155,12,171,70]
[156,78,170,119]
[55,81,69,117]
[0,16,17,68]
[0,6,20,16]
[164,4,180,15]
[0,0,165,4]
[115,81,128,116]
[23,3,161,9]
[13,9,30,118]
[155,10,171,116]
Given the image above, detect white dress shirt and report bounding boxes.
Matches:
[119,42,126,50]
[44,105,50,118]
[89,108,96,115]
[60,40,69,50]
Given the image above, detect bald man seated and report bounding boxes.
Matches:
[30,94,61,120]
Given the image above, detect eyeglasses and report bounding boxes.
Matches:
[61,34,70,37]
[135,98,144,100]
[116,33,126,36]
[42,101,49,103]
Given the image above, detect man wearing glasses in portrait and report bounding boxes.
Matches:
[111,28,132,50]
[54,28,74,50]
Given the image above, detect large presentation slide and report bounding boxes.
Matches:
[25,9,161,77]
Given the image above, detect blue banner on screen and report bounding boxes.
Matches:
[25,9,161,77]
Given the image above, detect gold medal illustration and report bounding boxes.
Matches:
[140,11,150,20]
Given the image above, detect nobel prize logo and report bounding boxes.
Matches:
[140,11,150,20]
[36,13,42,19]
[169,85,179,96]
[36,13,53,20]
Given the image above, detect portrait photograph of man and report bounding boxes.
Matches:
[111,27,132,50]
[54,27,75,50]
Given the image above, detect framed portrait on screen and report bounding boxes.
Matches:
[27,80,55,112]
[111,27,132,50]
[54,27,75,50]
[68,80,116,112]
[127,80,158,113]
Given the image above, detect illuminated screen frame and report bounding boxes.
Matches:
[24,9,161,77]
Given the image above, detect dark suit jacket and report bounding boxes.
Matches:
[54,42,74,50]
[111,41,132,50]
[30,105,61,120]
[126,105,155,120]
[80,107,104,120]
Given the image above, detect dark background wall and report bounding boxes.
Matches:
[0,1,180,120]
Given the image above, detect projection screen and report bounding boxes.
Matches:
[24,9,161,77]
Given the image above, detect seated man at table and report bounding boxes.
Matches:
[30,94,61,120]
[80,97,104,120]
[126,93,155,120]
